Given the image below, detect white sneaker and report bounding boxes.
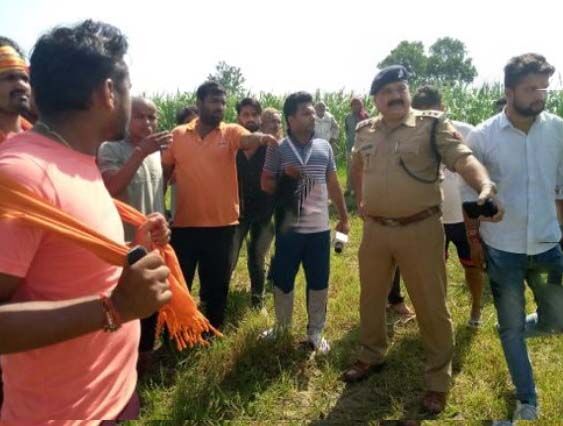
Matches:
[259,326,292,341]
[259,327,277,341]
[513,401,538,420]
[308,334,331,355]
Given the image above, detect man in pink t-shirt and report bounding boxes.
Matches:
[0,20,172,425]
[0,35,33,410]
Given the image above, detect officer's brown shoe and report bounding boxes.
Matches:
[421,390,447,414]
[341,360,385,383]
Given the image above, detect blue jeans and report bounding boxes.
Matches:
[271,230,330,294]
[485,244,563,406]
[271,229,331,336]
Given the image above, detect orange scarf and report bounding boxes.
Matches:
[0,172,221,350]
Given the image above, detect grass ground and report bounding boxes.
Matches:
[140,185,562,424]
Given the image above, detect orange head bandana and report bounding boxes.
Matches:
[0,45,28,75]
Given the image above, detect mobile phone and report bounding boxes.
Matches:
[127,245,148,265]
[462,199,498,219]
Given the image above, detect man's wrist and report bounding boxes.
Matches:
[355,198,363,210]
[109,290,133,324]
[481,180,497,195]
[467,228,481,243]
[133,146,147,160]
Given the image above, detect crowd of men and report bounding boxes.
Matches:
[0,20,561,425]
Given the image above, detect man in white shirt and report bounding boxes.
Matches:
[463,53,563,422]
[412,86,485,328]
[314,101,339,148]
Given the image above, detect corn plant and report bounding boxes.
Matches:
[153,85,563,165]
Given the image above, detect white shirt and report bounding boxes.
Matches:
[314,112,339,142]
[462,111,563,255]
[441,120,474,224]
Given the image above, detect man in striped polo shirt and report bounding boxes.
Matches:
[261,91,349,354]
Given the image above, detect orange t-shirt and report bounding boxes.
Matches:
[0,117,32,144]
[0,132,139,425]
[162,119,249,227]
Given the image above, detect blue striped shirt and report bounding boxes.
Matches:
[264,136,336,233]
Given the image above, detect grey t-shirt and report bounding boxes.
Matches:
[97,140,164,241]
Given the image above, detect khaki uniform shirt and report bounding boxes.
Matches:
[352,109,472,218]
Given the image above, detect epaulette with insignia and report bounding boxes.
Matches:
[355,118,375,132]
[417,109,445,120]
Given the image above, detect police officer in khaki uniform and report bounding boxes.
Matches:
[342,65,503,414]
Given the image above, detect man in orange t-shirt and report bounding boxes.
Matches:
[162,81,277,329]
[0,37,32,145]
[0,21,172,424]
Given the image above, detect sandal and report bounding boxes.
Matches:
[421,390,447,414]
[468,318,482,329]
[341,360,385,383]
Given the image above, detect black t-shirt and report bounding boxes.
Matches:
[236,146,274,221]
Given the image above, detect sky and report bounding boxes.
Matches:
[1,0,562,96]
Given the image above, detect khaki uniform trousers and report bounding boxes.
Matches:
[358,214,454,392]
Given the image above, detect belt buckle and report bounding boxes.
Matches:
[382,218,400,227]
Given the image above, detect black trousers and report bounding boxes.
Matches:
[171,226,236,329]
[138,313,158,352]
[230,216,274,305]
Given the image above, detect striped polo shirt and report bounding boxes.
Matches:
[264,135,336,233]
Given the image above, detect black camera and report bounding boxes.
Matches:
[127,245,148,265]
[462,199,498,219]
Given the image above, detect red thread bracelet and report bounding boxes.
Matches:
[99,294,122,332]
